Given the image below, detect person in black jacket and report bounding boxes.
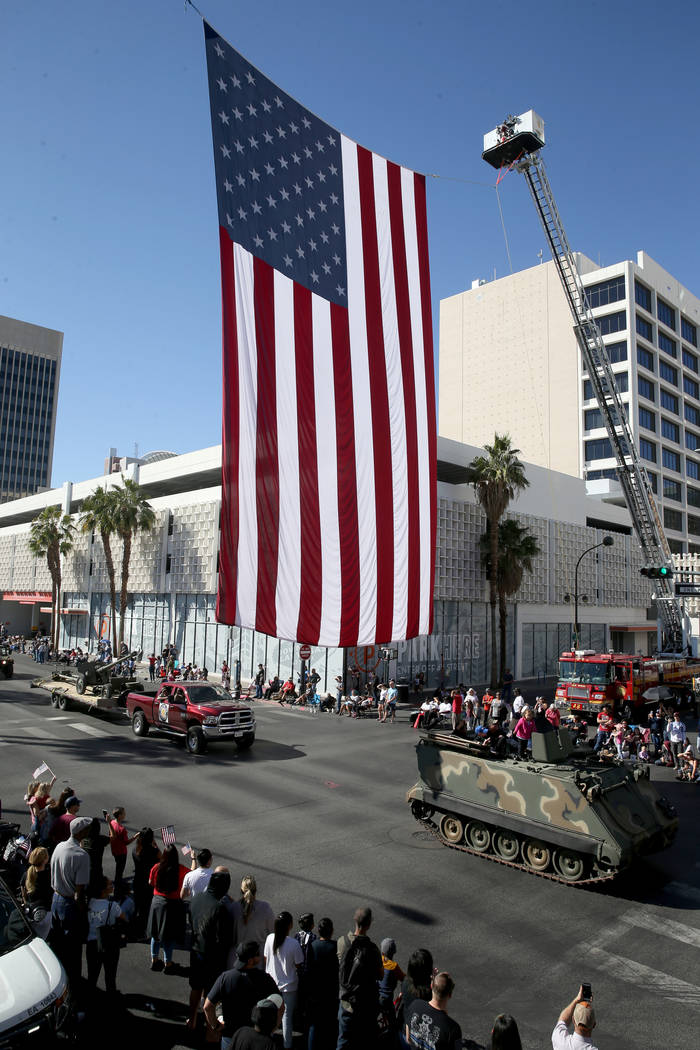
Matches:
[337,907,382,1050]
[307,917,339,1050]
[188,870,234,1030]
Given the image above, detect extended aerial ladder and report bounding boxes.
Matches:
[483,112,687,652]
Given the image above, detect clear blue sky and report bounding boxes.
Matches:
[3,0,700,485]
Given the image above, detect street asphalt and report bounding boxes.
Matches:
[2,656,699,1049]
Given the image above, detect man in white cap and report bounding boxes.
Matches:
[50,814,92,986]
[552,986,599,1049]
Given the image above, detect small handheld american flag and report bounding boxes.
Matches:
[160,825,176,846]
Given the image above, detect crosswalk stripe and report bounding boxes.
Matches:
[68,723,107,737]
[48,716,72,721]
[585,945,700,1007]
[620,908,700,950]
[17,725,53,738]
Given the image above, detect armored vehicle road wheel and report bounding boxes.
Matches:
[494,829,520,861]
[75,673,87,695]
[466,821,491,853]
[186,726,207,755]
[554,848,586,882]
[524,839,551,872]
[132,710,149,737]
[439,815,464,844]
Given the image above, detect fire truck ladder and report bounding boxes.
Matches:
[516,151,685,651]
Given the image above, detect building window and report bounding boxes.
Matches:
[685,404,700,427]
[636,315,653,342]
[635,281,652,312]
[640,438,657,463]
[586,276,625,309]
[684,375,699,400]
[683,347,699,373]
[688,460,700,480]
[638,376,655,402]
[682,317,698,347]
[616,372,629,393]
[586,468,618,480]
[668,538,685,554]
[686,431,700,452]
[606,341,627,364]
[585,438,613,461]
[664,507,683,531]
[663,477,682,502]
[688,515,700,537]
[659,361,678,386]
[598,312,627,336]
[646,470,658,493]
[687,486,700,508]
[639,407,656,432]
[637,346,654,372]
[660,390,678,414]
[658,332,677,358]
[583,380,593,401]
[584,408,603,430]
[662,448,681,472]
[658,298,677,332]
[661,419,680,443]
[689,543,700,555]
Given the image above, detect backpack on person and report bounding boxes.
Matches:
[339,936,378,1007]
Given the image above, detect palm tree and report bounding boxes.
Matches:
[80,487,119,650]
[112,478,156,652]
[468,434,529,688]
[481,518,541,683]
[28,506,75,653]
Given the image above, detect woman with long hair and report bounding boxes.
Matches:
[133,827,161,935]
[147,843,188,972]
[397,947,434,1029]
[22,846,51,908]
[263,911,304,1050]
[230,874,274,967]
[491,1013,523,1050]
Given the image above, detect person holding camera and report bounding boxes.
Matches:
[552,985,598,1049]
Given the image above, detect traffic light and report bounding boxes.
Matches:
[640,566,674,579]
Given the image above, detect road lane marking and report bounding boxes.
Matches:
[68,722,108,737]
[16,725,54,738]
[47,716,72,721]
[584,945,700,1007]
[620,908,700,950]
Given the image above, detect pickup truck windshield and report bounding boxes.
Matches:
[185,685,233,705]
[0,879,32,957]
[559,661,611,686]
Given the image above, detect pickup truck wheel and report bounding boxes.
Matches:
[132,710,149,737]
[75,673,87,696]
[236,734,255,752]
[186,726,207,755]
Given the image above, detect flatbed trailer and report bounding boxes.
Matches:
[30,675,127,713]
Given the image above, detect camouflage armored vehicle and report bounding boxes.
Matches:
[407,728,678,884]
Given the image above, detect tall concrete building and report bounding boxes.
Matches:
[0,315,62,503]
[439,251,700,555]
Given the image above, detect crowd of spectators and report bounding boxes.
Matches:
[11,774,609,1049]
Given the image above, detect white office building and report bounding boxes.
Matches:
[439,251,700,556]
[0,439,653,686]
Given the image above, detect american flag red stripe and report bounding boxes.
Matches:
[160,825,176,847]
[208,26,435,647]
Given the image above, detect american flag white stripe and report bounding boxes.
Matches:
[234,244,258,628]
[273,271,301,643]
[372,153,410,641]
[341,134,377,644]
[401,167,432,636]
[160,825,176,846]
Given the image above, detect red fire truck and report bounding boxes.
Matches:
[555,649,699,722]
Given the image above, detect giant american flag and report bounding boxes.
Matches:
[205,21,436,647]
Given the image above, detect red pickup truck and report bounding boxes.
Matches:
[125,681,256,755]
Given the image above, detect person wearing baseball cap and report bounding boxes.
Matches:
[203,941,279,1049]
[49,795,82,847]
[49,814,92,987]
[552,986,598,1050]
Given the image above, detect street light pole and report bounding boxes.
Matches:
[572,536,615,649]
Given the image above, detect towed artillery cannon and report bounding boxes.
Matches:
[61,649,143,703]
[407,727,678,886]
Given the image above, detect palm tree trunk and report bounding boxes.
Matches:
[118,531,132,651]
[498,590,507,684]
[101,530,118,649]
[50,577,57,654]
[489,518,499,689]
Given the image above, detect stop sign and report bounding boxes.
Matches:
[299,644,312,660]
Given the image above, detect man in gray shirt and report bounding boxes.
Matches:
[50,815,92,986]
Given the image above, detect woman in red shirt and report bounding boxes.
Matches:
[109,807,139,889]
[148,844,189,971]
